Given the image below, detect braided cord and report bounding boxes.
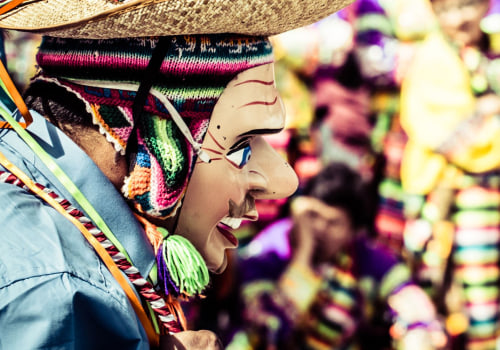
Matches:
[0,165,184,335]
[0,103,136,272]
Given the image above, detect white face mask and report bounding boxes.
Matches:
[172,63,298,273]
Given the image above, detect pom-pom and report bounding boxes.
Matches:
[156,227,210,298]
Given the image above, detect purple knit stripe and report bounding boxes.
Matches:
[356,31,387,46]
[389,280,413,296]
[157,249,181,295]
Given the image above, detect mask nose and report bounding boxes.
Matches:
[247,136,298,199]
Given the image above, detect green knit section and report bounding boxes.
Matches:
[454,248,499,265]
[378,178,405,201]
[356,14,394,36]
[142,115,188,187]
[98,105,131,128]
[155,85,226,100]
[241,280,276,301]
[314,321,341,342]
[468,322,498,337]
[325,288,356,310]
[464,286,499,301]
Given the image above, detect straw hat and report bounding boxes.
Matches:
[0,0,355,39]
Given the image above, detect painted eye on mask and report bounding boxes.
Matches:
[226,144,252,169]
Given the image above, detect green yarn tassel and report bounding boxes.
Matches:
[157,227,210,297]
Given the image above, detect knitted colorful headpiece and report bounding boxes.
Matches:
[33,35,274,218]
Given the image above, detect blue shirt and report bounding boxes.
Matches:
[0,109,156,349]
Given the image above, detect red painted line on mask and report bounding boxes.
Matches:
[239,96,278,108]
[234,79,274,87]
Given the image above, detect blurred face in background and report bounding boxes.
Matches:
[300,197,354,264]
[431,0,490,47]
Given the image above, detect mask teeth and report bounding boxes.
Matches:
[220,217,242,229]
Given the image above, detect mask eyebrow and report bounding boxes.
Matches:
[238,96,278,109]
[229,136,252,151]
[234,79,274,87]
[238,128,284,138]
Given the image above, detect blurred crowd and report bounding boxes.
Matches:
[5,0,500,349]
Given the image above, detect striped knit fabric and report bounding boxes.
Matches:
[452,178,500,350]
[34,35,274,218]
[0,169,183,334]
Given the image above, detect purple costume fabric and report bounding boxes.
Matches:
[237,218,409,349]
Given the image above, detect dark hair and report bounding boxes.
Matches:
[301,162,369,228]
[24,79,94,128]
[314,52,364,91]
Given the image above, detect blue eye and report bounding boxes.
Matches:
[226,145,252,168]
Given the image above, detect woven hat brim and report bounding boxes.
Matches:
[0,0,355,39]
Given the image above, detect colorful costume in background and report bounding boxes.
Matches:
[228,218,443,350]
[353,0,433,253]
[400,30,500,349]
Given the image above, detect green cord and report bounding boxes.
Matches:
[146,302,160,334]
[0,103,134,266]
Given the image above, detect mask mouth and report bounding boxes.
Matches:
[216,217,241,246]
[220,216,243,229]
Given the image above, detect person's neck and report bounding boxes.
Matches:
[59,121,129,190]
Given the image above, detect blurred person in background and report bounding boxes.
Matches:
[228,162,446,350]
[350,0,435,254]
[311,52,374,182]
[309,51,380,235]
[3,32,41,92]
[399,0,500,348]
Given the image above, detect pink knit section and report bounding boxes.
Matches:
[158,58,273,76]
[113,126,134,145]
[37,52,150,71]
[148,145,190,209]
[189,118,210,143]
[37,51,271,78]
